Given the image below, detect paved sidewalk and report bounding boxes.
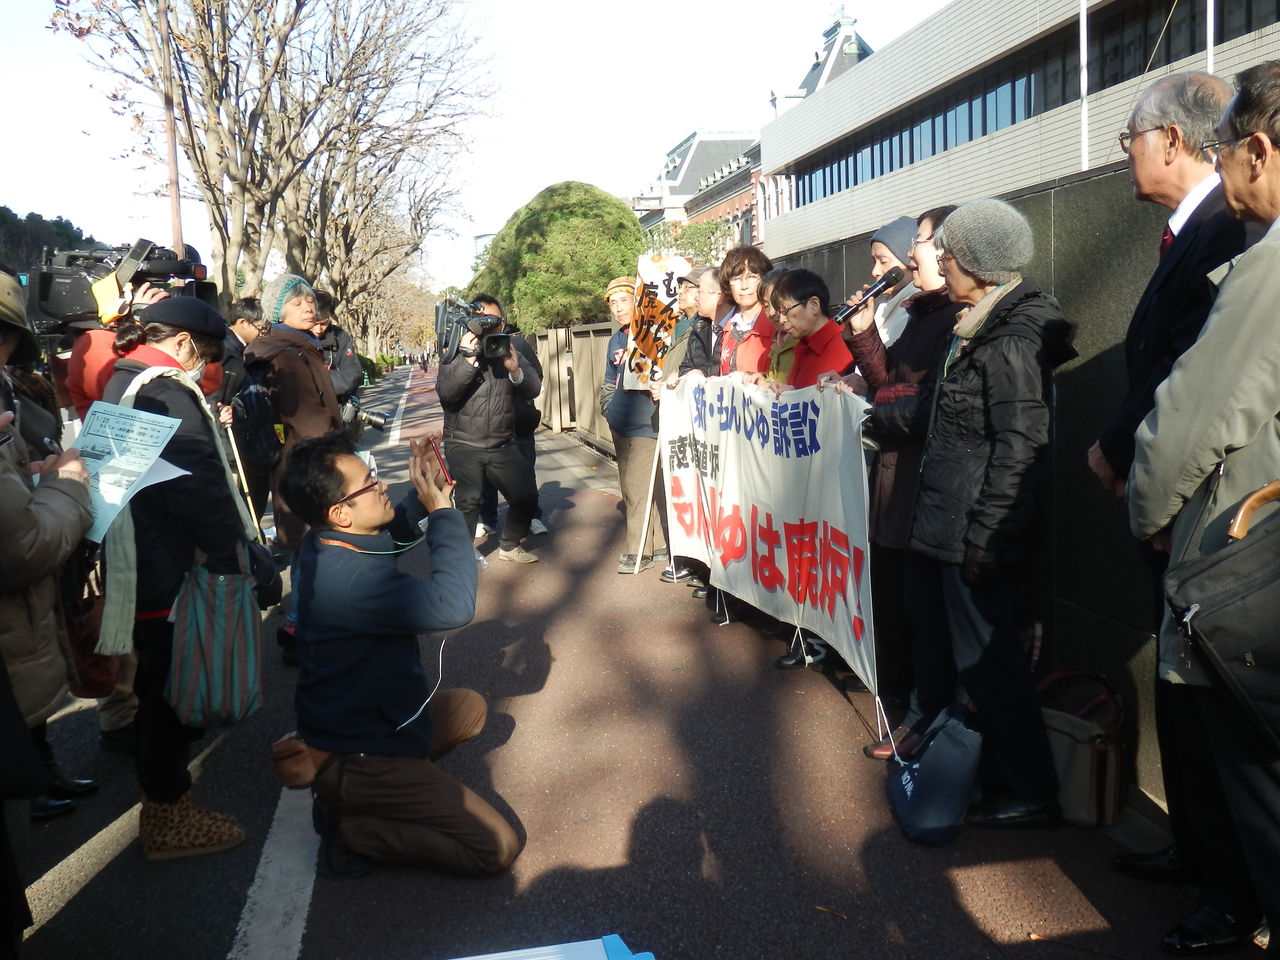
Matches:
[300,365,1204,960]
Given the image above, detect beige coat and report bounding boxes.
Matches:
[0,380,93,727]
[1130,217,1280,685]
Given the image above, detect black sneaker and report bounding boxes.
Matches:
[660,563,699,584]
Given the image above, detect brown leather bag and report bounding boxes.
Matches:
[270,731,332,789]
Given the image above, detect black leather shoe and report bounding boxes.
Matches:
[1113,845,1193,885]
[966,796,1060,828]
[1162,905,1255,955]
[691,586,709,600]
[30,795,76,822]
[48,770,99,799]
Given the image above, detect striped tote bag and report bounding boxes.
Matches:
[165,544,265,727]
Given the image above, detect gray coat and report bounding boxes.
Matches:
[1129,217,1280,686]
[0,375,93,726]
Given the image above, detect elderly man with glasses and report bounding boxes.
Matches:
[1087,72,1260,906]
[1129,61,1280,955]
[279,432,521,881]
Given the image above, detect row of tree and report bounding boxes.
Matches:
[0,208,96,274]
[53,0,477,356]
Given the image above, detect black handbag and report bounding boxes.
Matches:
[1164,479,1280,754]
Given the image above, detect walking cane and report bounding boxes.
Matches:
[224,421,266,545]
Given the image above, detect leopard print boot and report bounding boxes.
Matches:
[139,792,244,860]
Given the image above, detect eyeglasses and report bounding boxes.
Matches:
[911,234,934,247]
[777,301,808,317]
[936,254,956,267]
[1118,126,1165,154]
[332,473,382,507]
[1199,133,1252,162]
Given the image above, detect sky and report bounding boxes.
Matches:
[0,0,953,290]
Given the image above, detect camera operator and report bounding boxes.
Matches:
[475,295,546,539]
[436,296,541,564]
[311,291,362,404]
[279,432,521,879]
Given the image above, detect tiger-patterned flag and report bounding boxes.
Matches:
[621,254,691,390]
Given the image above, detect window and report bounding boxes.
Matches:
[784,0,1280,209]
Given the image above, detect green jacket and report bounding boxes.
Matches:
[1130,218,1280,685]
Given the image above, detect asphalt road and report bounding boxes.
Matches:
[20,364,1217,960]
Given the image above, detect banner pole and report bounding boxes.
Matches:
[632,436,663,574]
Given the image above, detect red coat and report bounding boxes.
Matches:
[788,320,853,388]
[719,308,774,375]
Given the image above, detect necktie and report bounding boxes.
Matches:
[1160,225,1175,258]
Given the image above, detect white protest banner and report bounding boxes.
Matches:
[77,400,186,542]
[659,375,876,691]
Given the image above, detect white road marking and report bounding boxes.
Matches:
[387,366,412,448]
[226,787,318,960]
[24,734,227,938]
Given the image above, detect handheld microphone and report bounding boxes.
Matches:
[832,266,905,325]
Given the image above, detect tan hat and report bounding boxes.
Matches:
[604,276,638,301]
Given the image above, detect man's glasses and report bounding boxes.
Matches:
[1118,126,1165,154]
[333,473,381,507]
[777,301,808,317]
[1199,133,1252,162]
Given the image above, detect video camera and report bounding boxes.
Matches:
[435,295,511,363]
[33,238,219,330]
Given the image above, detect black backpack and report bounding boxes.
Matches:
[233,358,284,471]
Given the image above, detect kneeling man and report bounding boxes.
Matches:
[281,433,521,878]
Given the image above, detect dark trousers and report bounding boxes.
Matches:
[870,544,912,712]
[479,434,540,525]
[445,440,537,551]
[313,690,521,876]
[133,619,203,803]
[1161,680,1275,928]
[938,562,1057,802]
[902,550,955,730]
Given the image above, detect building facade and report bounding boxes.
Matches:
[761,0,1280,261]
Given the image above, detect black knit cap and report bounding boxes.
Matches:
[142,297,227,339]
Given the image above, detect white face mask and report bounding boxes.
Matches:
[189,361,206,383]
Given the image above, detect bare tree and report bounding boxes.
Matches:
[53,0,481,306]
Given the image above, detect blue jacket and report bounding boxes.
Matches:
[293,497,477,756]
[602,326,658,438]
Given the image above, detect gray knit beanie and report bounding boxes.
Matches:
[934,199,1033,284]
[869,216,915,267]
[261,273,314,326]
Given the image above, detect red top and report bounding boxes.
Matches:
[719,308,774,375]
[788,319,854,388]
[67,328,118,420]
[67,327,222,418]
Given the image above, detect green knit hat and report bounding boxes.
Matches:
[262,273,314,326]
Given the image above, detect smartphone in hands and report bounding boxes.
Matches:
[426,435,453,484]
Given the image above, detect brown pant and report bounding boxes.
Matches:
[611,432,667,558]
[313,689,521,876]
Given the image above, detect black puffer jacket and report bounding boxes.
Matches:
[437,347,540,449]
[103,359,245,612]
[904,280,1076,566]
